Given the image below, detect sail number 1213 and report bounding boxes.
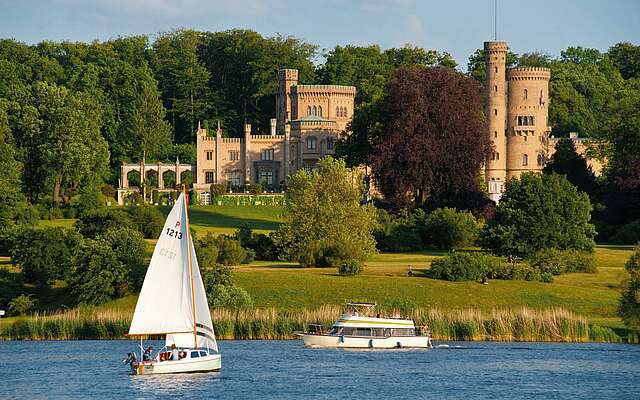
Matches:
[166,228,183,239]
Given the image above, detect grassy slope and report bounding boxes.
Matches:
[9,206,636,331]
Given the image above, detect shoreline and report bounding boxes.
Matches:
[1,305,636,343]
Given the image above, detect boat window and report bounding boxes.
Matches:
[199,351,208,357]
[340,327,355,336]
[190,351,200,358]
[390,328,415,336]
[372,328,385,337]
[354,328,372,337]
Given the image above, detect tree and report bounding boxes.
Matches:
[275,157,377,266]
[620,246,640,329]
[75,208,136,239]
[10,227,83,287]
[544,137,597,196]
[69,227,145,305]
[608,42,640,80]
[466,48,518,84]
[128,205,165,239]
[424,208,480,250]
[370,66,492,211]
[130,78,173,160]
[480,173,596,256]
[150,30,215,143]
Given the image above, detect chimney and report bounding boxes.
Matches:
[270,118,277,136]
[244,123,252,136]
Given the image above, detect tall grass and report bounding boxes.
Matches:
[0,306,625,343]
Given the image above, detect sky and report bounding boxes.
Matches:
[0,0,638,70]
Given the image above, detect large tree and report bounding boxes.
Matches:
[275,157,377,266]
[480,173,596,256]
[370,66,492,211]
[543,137,597,196]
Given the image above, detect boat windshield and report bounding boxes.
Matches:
[344,303,376,316]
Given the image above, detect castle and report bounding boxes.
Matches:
[483,40,601,202]
[117,40,602,205]
[118,69,356,205]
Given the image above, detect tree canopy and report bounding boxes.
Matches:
[370,66,491,211]
[480,173,596,256]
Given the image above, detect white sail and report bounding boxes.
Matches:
[129,193,217,352]
[166,237,218,351]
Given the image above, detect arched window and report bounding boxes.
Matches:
[491,152,496,160]
[530,116,535,125]
[336,106,340,117]
[518,116,523,126]
[522,154,528,166]
[496,152,500,160]
[524,89,528,99]
[318,106,322,117]
[312,106,317,116]
[495,66,498,73]
[537,154,544,166]
[494,109,498,116]
[307,106,312,116]
[494,85,498,92]
[494,131,498,138]
[307,136,317,150]
[341,107,346,117]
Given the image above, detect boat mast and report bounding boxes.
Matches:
[184,186,198,348]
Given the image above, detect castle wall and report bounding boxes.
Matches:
[506,67,551,179]
[484,41,509,202]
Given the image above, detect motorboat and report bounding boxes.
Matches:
[300,303,433,349]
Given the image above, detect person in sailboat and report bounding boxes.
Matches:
[143,346,154,361]
[170,344,180,361]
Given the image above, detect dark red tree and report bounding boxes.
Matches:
[370,66,492,211]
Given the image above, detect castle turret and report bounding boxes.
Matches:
[484,41,508,202]
[506,67,551,179]
[276,69,298,134]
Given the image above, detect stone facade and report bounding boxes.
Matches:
[484,40,604,202]
[485,41,552,202]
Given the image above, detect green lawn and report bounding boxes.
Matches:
[185,205,282,235]
[232,246,635,330]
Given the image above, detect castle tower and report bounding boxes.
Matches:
[484,41,509,202]
[506,67,551,179]
[276,69,298,134]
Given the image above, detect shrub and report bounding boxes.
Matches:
[101,184,117,199]
[373,209,424,252]
[611,220,640,245]
[247,183,263,194]
[429,252,493,281]
[243,248,256,264]
[424,207,480,250]
[338,259,363,276]
[298,238,361,268]
[74,187,102,218]
[152,189,159,205]
[75,208,135,239]
[210,184,228,197]
[8,294,37,316]
[197,233,220,269]
[216,236,247,266]
[127,205,164,239]
[201,264,234,287]
[540,272,554,283]
[619,245,640,329]
[529,248,597,275]
[0,269,23,308]
[207,284,253,309]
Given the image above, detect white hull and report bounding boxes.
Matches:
[302,334,432,349]
[133,354,221,375]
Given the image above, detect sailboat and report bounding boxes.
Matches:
[126,191,221,375]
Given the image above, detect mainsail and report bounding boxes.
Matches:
[128,193,217,351]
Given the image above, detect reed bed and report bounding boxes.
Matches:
[0,306,626,343]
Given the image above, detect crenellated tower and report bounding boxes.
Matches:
[506,67,551,179]
[276,69,298,135]
[484,41,509,202]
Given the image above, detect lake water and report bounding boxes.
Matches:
[1,340,639,399]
